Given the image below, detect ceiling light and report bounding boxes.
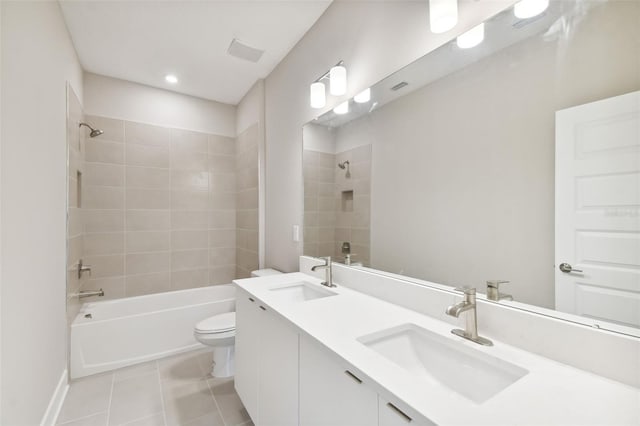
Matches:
[165,74,178,84]
[456,23,485,49]
[333,101,349,115]
[354,88,371,103]
[310,82,326,109]
[330,65,347,96]
[429,0,458,34]
[514,0,549,19]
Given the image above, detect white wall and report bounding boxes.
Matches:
[84,72,236,137]
[1,2,83,424]
[236,80,266,268]
[302,123,335,154]
[264,0,515,272]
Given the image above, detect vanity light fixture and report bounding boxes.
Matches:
[354,88,371,103]
[514,0,549,19]
[456,23,485,49]
[310,61,347,109]
[333,101,349,115]
[165,74,178,84]
[429,0,458,34]
[310,82,326,109]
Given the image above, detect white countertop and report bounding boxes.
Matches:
[235,272,640,425]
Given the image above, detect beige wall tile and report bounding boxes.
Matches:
[210,173,236,194]
[171,211,208,230]
[85,115,125,142]
[126,166,170,189]
[171,129,208,153]
[237,188,258,209]
[172,150,208,171]
[171,170,209,190]
[209,248,236,266]
[85,140,125,164]
[209,154,236,173]
[209,193,235,210]
[83,186,124,209]
[84,254,125,278]
[171,230,208,250]
[209,265,235,285]
[237,210,258,230]
[172,249,208,271]
[68,207,83,238]
[126,231,171,253]
[84,232,125,256]
[126,144,170,168]
[209,229,235,248]
[126,210,171,231]
[125,272,171,297]
[209,210,235,229]
[171,190,209,211]
[126,252,171,275]
[82,209,124,232]
[236,248,258,272]
[83,277,126,301]
[84,163,125,187]
[68,235,83,267]
[208,135,235,155]
[237,168,258,190]
[171,269,209,289]
[126,188,171,210]
[125,121,171,147]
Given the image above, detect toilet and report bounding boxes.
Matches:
[194,268,282,377]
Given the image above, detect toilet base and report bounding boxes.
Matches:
[210,345,235,377]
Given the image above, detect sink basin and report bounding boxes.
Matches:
[268,282,337,303]
[358,324,528,403]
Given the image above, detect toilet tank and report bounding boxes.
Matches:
[251,268,282,277]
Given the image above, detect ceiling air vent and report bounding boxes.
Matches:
[391,82,409,91]
[227,38,264,63]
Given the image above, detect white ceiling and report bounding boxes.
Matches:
[59,0,332,105]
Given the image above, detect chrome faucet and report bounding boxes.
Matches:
[486,280,513,302]
[311,256,336,288]
[445,287,493,346]
[70,288,105,299]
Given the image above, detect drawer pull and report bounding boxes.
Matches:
[248,297,255,302]
[344,370,362,384]
[387,402,412,423]
[259,305,266,311]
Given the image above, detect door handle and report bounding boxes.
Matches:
[559,263,583,273]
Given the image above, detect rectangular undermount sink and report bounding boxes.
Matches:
[268,281,337,303]
[358,324,528,403]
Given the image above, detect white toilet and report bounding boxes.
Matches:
[194,268,282,377]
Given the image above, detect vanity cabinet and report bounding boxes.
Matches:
[379,396,434,426]
[235,288,298,426]
[299,335,378,426]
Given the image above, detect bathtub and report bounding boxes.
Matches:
[70,284,235,378]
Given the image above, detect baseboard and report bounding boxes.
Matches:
[40,369,69,426]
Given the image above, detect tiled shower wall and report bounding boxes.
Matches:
[303,145,371,265]
[236,124,260,279]
[81,115,239,299]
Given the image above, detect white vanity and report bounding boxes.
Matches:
[233,268,639,426]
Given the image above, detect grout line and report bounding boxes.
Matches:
[57,410,109,426]
[105,373,115,426]
[156,360,169,426]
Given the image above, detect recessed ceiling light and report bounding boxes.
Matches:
[165,74,178,84]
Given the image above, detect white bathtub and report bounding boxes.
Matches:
[70,284,235,378]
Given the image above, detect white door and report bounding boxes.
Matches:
[555,90,640,334]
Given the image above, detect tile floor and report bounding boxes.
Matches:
[57,349,252,426]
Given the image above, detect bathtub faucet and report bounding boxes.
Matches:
[70,289,105,299]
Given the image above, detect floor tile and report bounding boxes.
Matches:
[58,412,108,426]
[162,379,219,426]
[58,373,113,424]
[207,378,251,426]
[114,360,158,382]
[178,411,224,426]
[120,413,165,426]
[158,351,208,385]
[108,372,163,426]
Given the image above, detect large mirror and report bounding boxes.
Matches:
[303,0,640,336]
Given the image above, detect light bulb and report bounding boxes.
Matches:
[456,23,485,49]
[310,82,326,109]
[354,88,371,103]
[330,65,347,96]
[333,101,349,115]
[429,0,458,34]
[165,74,178,84]
[514,0,549,19]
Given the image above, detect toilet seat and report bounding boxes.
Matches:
[195,312,236,335]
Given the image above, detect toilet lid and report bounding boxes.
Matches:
[195,312,236,334]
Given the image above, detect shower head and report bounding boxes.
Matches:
[338,161,350,169]
[79,122,104,138]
